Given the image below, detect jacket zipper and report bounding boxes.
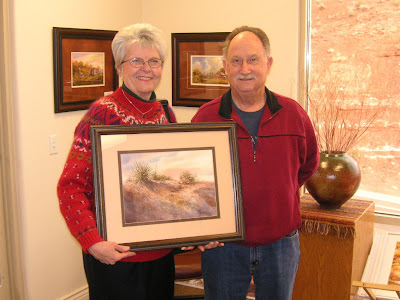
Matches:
[228,114,276,163]
[227,117,258,163]
[251,135,257,163]
[250,114,276,163]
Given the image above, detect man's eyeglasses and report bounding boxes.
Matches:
[121,57,163,68]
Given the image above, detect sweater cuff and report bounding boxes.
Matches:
[78,229,104,253]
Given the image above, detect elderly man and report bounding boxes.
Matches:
[191,26,319,299]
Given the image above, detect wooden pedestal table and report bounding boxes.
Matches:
[292,194,375,300]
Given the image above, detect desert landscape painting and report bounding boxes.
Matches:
[118,148,219,226]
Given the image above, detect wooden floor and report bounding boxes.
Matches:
[174,282,204,299]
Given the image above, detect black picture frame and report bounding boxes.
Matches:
[91,122,244,251]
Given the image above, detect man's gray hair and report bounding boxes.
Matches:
[112,23,167,68]
[223,25,271,59]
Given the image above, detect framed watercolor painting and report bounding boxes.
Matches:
[53,27,119,113]
[91,122,244,251]
[172,32,230,107]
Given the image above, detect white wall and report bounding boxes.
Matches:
[143,0,301,122]
[8,0,142,299]
[7,0,301,299]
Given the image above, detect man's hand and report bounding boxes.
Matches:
[181,241,224,252]
[88,241,136,265]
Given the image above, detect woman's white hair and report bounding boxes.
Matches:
[111,23,167,68]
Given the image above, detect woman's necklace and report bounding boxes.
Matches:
[122,89,153,118]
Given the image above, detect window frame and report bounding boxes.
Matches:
[304,0,400,218]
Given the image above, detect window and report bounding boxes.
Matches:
[307,0,400,215]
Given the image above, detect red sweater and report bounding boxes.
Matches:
[192,88,319,246]
[57,87,176,262]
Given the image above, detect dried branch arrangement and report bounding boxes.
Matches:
[307,68,385,154]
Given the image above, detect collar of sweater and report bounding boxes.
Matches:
[122,82,156,103]
[218,87,283,119]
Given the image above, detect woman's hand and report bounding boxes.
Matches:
[88,241,136,265]
[181,241,224,252]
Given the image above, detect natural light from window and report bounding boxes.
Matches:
[308,0,400,215]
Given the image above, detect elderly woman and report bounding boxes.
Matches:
[57,23,176,299]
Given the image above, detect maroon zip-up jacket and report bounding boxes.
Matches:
[192,88,319,246]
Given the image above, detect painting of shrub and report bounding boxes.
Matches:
[119,148,219,226]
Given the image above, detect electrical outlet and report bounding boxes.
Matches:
[49,135,57,155]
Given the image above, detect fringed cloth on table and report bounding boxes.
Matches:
[300,194,374,239]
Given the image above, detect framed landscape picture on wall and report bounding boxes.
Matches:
[172,32,230,107]
[53,27,119,113]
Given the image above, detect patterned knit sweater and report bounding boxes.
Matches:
[57,86,176,262]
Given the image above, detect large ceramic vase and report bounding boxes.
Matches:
[305,151,361,209]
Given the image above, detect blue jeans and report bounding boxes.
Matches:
[201,230,300,300]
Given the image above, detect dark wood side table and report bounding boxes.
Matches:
[292,194,375,300]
